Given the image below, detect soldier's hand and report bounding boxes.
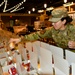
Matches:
[9,38,21,44]
[68,41,75,49]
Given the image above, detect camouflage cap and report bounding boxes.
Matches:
[49,7,68,22]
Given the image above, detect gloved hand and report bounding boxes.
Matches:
[9,38,21,49]
[9,38,21,44]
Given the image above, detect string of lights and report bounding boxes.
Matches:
[0,0,26,13]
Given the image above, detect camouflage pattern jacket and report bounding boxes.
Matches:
[24,24,75,49]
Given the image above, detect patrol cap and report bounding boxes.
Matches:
[49,7,68,22]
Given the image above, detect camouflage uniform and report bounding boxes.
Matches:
[23,7,75,49]
[24,24,75,49]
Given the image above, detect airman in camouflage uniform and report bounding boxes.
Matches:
[9,7,75,49]
[24,24,75,49]
[24,7,75,49]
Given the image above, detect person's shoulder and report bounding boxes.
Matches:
[69,24,75,27]
[68,24,75,30]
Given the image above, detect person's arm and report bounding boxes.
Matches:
[68,24,75,49]
[23,27,52,41]
[9,27,52,43]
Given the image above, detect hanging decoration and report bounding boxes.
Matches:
[0,0,26,13]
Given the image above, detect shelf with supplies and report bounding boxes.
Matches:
[64,2,75,25]
[63,2,75,12]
